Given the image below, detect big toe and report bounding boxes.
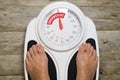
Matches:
[36,44,47,58]
[78,43,88,54]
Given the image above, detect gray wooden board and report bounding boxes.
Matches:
[0,76,24,80]
[0,0,120,7]
[0,6,120,31]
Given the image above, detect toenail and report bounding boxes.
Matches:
[82,43,87,47]
[37,44,41,47]
[36,44,39,46]
[88,43,92,46]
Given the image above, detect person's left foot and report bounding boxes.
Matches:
[26,44,50,80]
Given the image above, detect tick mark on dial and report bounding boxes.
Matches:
[47,32,50,34]
[61,40,64,43]
[69,36,73,38]
[61,37,63,40]
[53,34,56,36]
[56,36,59,39]
[72,31,76,34]
[50,36,53,39]
[68,15,71,18]
[73,25,77,28]
[65,39,69,42]
[70,19,75,23]
[55,39,58,42]
[51,30,54,32]
[46,26,50,28]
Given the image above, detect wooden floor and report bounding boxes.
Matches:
[0,0,120,80]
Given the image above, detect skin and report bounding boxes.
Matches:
[76,43,98,80]
[26,44,50,80]
[26,43,98,80]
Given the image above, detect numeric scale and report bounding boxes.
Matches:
[24,2,99,80]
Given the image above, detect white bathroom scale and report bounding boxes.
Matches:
[24,2,99,80]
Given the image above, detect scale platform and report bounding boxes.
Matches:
[24,2,99,80]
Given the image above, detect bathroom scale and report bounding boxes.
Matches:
[24,2,99,80]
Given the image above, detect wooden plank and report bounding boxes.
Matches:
[0,55,23,76]
[80,7,120,19]
[0,53,120,75]
[0,31,120,55]
[93,19,120,31]
[0,32,24,55]
[100,61,120,75]
[0,18,120,32]
[0,0,120,7]
[0,6,42,32]
[69,0,120,1]
[0,5,120,19]
[99,74,120,80]
[70,1,120,7]
[100,52,120,61]
[0,76,24,80]
[98,31,120,53]
[0,6,120,31]
[0,74,120,80]
[100,52,120,75]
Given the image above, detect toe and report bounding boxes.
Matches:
[26,51,32,62]
[29,47,34,57]
[32,45,38,56]
[89,46,94,56]
[26,58,30,68]
[78,43,87,55]
[86,43,91,52]
[78,44,83,54]
[94,53,98,68]
[37,44,45,55]
[86,43,93,56]
[25,58,31,73]
[95,56,98,64]
[92,49,97,60]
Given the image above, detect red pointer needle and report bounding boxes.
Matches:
[59,18,63,30]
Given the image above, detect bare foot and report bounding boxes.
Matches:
[76,43,98,80]
[26,44,50,80]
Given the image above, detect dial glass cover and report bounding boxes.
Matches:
[37,8,84,51]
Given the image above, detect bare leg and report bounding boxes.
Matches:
[26,44,50,80]
[76,43,98,80]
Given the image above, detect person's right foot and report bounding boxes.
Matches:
[76,43,98,80]
[26,44,50,80]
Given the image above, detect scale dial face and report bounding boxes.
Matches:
[37,7,84,51]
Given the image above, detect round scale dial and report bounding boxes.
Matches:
[36,2,85,51]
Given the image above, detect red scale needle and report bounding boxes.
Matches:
[59,18,63,30]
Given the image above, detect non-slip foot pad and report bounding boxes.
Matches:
[27,40,57,80]
[68,38,97,80]
[86,38,96,50]
[68,53,77,80]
